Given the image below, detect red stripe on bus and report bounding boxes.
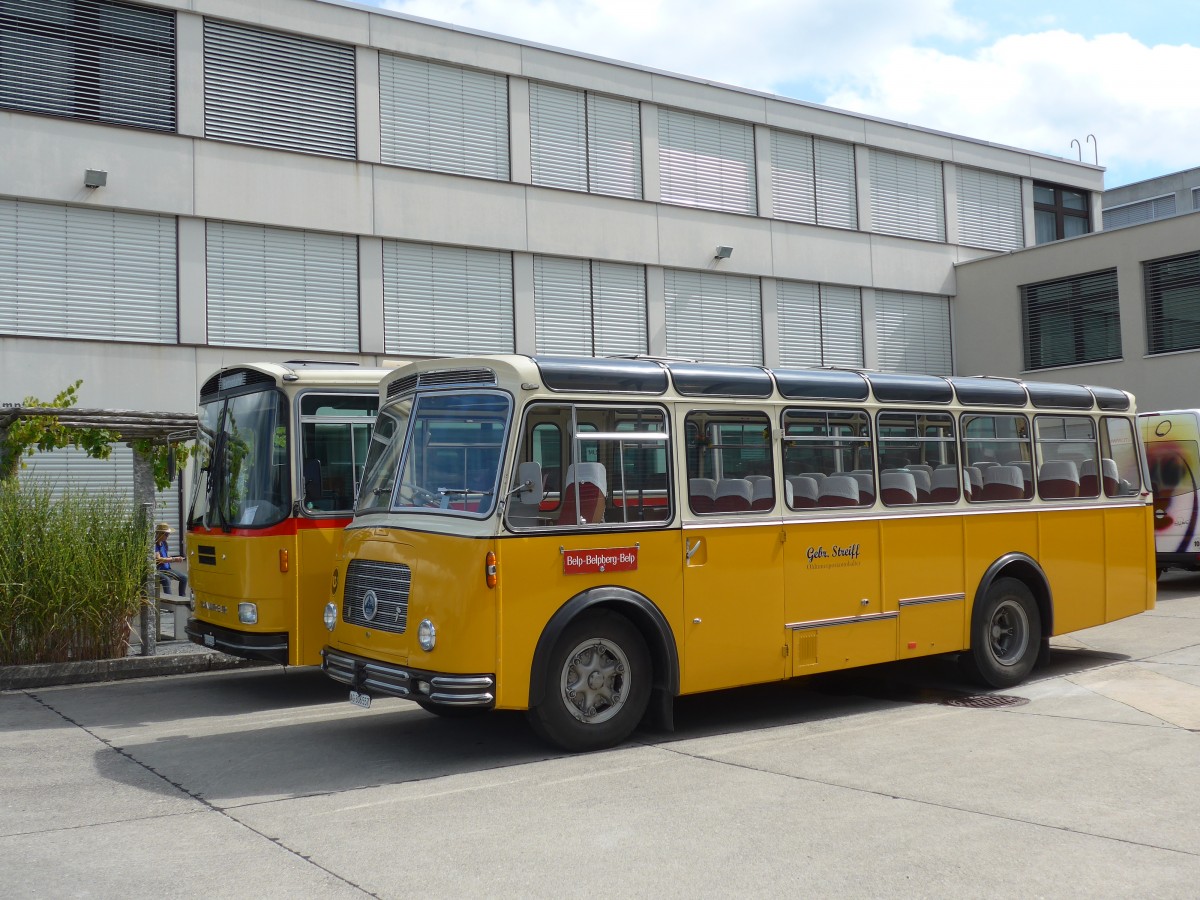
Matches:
[188,517,352,538]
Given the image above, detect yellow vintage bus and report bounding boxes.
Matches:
[186,361,392,666]
[320,356,1154,751]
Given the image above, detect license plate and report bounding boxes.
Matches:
[203,634,215,647]
[349,690,372,709]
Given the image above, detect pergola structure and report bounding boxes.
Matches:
[0,406,199,655]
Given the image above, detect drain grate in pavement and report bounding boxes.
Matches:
[942,694,1029,709]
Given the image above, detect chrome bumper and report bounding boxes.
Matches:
[321,646,496,708]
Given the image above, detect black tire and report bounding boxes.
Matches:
[527,611,651,753]
[961,576,1041,689]
[415,701,489,719]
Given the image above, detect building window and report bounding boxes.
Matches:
[869,150,945,242]
[529,84,641,199]
[658,108,756,215]
[206,222,359,351]
[874,290,953,375]
[1021,269,1120,369]
[0,198,178,343]
[770,131,857,229]
[1145,251,1200,355]
[776,281,862,367]
[533,257,646,356]
[380,54,509,180]
[1103,195,1176,230]
[956,167,1023,251]
[383,241,514,355]
[664,270,762,364]
[0,0,176,131]
[1033,182,1090,243]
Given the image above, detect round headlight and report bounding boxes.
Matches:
[323,602,337,631]
[417,618,437,651]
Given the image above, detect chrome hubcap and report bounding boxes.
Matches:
[561,637,629,725]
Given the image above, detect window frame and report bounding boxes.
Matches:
[1033,181,1091,243]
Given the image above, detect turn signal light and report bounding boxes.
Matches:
[485,550,498,588]
[279,549,290,573]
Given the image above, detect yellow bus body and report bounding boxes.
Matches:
[321,355,1155,751]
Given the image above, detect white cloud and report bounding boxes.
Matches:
[826,31,1200,184]
[381,0,979,91]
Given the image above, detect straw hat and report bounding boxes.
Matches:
[155,522,173,534]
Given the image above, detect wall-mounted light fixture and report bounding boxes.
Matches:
[84,169,107,189]
[714,245,733,259]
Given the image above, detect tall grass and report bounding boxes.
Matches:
[0,480,152,665]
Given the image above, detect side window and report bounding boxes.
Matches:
[877,411,958,505]
[299,392,378,514]
[780,409,872,509]
[686,410,775,514]
[1101,417,1142,497]
[963,414,1033,502]
[507,403,672,529]
[1034,416,1098,499]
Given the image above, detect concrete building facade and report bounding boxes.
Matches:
[1,0,1111,522]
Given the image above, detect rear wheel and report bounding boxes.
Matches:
[527,611,651,753]
[962,577,1041,689]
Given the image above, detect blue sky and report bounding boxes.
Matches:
[364,0,1200,188]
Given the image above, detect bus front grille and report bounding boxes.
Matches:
[342,560,411,633]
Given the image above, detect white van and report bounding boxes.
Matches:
[1140,410,1200,574]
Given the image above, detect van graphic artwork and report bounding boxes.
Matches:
[1141,410,1200,573]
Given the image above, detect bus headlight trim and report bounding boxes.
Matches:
[238,603,258,625]
[418,618,437,651]
[324,602,337,631]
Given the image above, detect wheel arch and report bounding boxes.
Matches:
[528,586,679,710]
[973,552,1053,639]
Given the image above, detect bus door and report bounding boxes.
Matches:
[779,408,886,674]
[681,408,786,693]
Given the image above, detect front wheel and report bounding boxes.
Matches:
[961,576,1041,689]
[527,611,651,753]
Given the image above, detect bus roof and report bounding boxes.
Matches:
[379,355,1134,414]
[200,361,396,402]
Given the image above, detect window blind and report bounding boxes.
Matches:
[1103,195,1177,230]
[1145,252,1200,355]
[664,269,762,364]
[380,54,509,180]
[956,166,1023,250]
[659,108,756,215]
[870,149,945,242]
[0,0,176,131]
[205,221,358,351]
[875,290,953,375]
[383,241,514,355]
[204,19,355,158]
[0,198,177,343]
[776,280,863,367]
[1020,270,1120,370]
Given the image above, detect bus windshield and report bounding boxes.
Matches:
[188,389,289,529]
[356,392,510,516]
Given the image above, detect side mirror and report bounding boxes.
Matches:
[517,461,543,505]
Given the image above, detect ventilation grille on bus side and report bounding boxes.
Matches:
[342,559,411,633]
[387,368,497,400]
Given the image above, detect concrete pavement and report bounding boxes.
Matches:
[3,574,1199,898]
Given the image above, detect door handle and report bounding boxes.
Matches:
[686,537,702,560]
